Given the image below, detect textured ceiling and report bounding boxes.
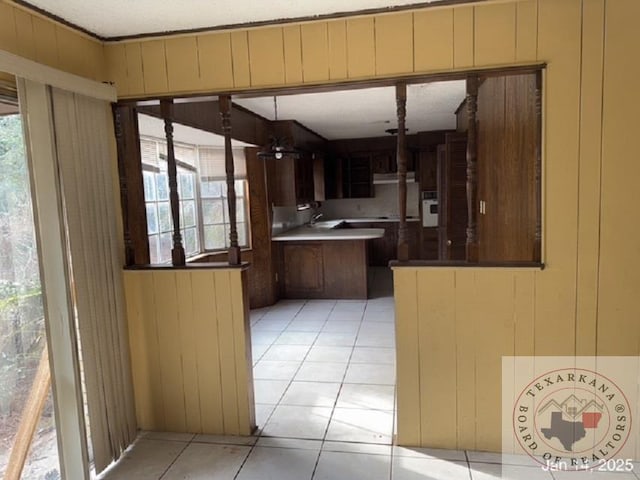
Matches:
[24,0,448,38]
[234,80,466,140]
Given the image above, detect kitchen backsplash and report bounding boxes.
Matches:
[272,205,313,236]
[319,182,420,219]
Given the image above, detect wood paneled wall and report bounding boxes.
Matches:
[4,0,640,454]
[0,0,105,80]
[103,1,539,98]
[394,0,640,453]
[123,268,255,435]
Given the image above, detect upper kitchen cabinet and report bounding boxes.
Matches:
[266,153,314,207]
[342,154,373,198]
[265,120,327,206]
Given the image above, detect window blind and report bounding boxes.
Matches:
[199,146,247,178]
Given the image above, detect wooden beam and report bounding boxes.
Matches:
[534,71,542,262]
[112,105,149,265]
[465,75,479,262]
[137,101,270,147]
[160,99,186,266]
[396,83,409,262]
[219,95,241,265]
[4,346,51,480]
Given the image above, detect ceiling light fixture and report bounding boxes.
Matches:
[257,96,300,160]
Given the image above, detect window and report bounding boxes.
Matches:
[140,136,249,264]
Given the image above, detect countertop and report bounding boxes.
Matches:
[332,217,420,223]
[272,225,385,242]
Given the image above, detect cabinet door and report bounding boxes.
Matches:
[283,244,324,294]
[344,155,373,198]
[267,156,297,207]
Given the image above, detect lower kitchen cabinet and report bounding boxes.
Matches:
[365,221,421,266]
[277,240,369,299]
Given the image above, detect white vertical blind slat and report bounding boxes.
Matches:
[50,88,136,473]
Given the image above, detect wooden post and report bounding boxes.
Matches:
[534,71,542,262]
[396,83,409,262]
[465,75,479,262]
[112,105,135,266]
[112,104,149,266]
[219,95,241,265]
[160,99,186,266]
[4,346,51,480]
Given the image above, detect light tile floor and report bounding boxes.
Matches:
[98,268,640,479]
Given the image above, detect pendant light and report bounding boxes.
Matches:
[258,96,300,160]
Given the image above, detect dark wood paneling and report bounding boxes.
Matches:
[245,147,278,307]
[477,73,537,262]
[313,153,326,202]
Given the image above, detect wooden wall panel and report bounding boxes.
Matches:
[165,36,200,92]
[416,269,456,449]
[0,1,17,53]
[375,13,413,76]
[247,27,285,87]
[13,9,35,59]
[413,8,454,72]
[393,268,420,446]
[346,17,375,78]
[32,16,58,67]
[140,40,168,95]
[516,0,538,62]
[597,0,640,356]
[282,25,303,84]
[124,269,254,435]
[474,2,516,65]
[175,271,201,432]
[454,270,477,450]
[124,43,145,96]
[534,0,581,355]
[575,0,604,356]
[104,43,128,96]
[301,22,329,82]
[453,6,474,68]
[327,20,348,80]
[230,31,251,88]
[153,272,186,432]
[190,270,224,433]
[197,33,234,90]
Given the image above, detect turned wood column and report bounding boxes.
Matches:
[396,83,409,262]
[219,95,241,265]
[534,71,542,262]
[160,99,186,266]
[465,75,479,262]
[113,104,149,266]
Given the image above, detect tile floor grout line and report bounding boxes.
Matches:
[255,298,338,440]
[156,439,193,480]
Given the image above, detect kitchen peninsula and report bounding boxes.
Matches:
[272,223,384,299]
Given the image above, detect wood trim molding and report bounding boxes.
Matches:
[11,0,490,43]
[0,50,115,101]
[390,260,545,269]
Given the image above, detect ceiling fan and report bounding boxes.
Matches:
[257,96,301,160]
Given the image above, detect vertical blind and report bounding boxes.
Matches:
[49,88,137,473]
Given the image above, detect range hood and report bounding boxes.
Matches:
[373,171,416,185]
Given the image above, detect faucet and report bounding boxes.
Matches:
[310,213,323,225]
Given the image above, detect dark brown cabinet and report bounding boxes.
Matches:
[266,154,314,207]
[278,240,369,299]
[343,155,373,198]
